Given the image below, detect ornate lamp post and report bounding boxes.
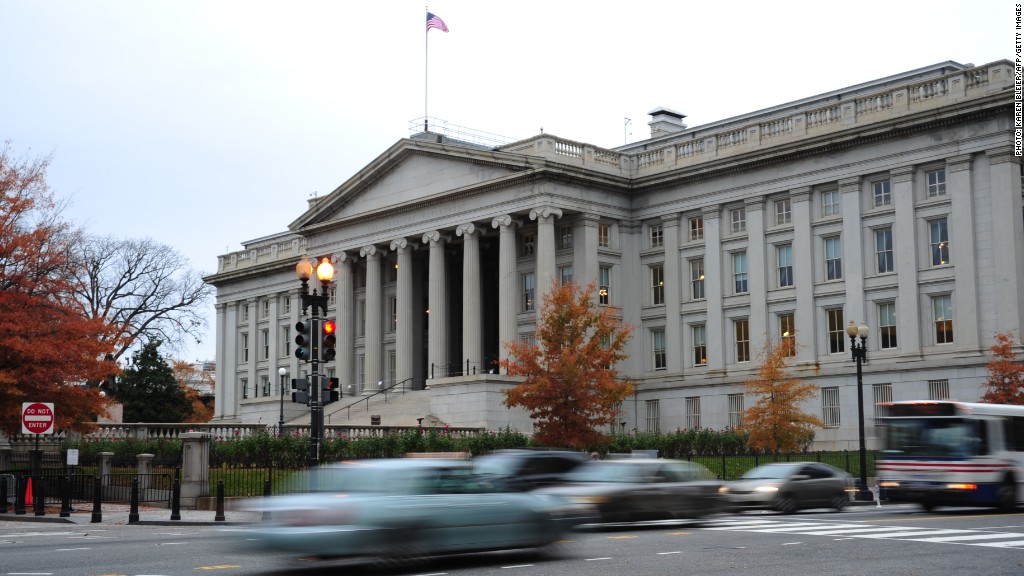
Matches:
[847,320,873,502]
[278,367,287,436]
[296,257,335,467]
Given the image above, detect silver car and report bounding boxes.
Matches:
[723,462,853,514]
[238,459,593,564]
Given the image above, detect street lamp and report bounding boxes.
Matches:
[296,256,335,468]
[278,367,287,436]
[847,320,873,502]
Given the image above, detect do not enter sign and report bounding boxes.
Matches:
[22,402,55,435]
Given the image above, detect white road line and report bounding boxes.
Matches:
[858,529,965,539]
[54,547,91,551]
[500,565,535,569]
[975,540,1024,548]
[801,526,934,536]
[912,533,1024,542]
[157,542,187,545]
[657,551,682,555]
[585,557,612,561]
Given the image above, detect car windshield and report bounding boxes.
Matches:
[565,462,657,483]
[740,463,803,480]
[305,462,475,494]
[473,456,516,476]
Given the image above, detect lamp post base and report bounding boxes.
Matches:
[854,488,875,502]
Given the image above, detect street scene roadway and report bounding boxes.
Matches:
[2,504,1023,576]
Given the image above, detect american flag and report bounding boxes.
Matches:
[426,12,449,32]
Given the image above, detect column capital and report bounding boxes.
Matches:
[456,223,480,237]
[947,154,973,172]
[987,146,1021,165]
[334,251,354,264]
[529,206,563,222]
[789,186,812,202]
[360,245,388,259]
[891,166,914,183]
[491,214,522,230]
[389,238,418,252]
[422,231,451,245]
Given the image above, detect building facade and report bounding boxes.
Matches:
[204,60,1024,450]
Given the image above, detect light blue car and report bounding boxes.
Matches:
[238,458,593,564]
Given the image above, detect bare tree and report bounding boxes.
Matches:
[69,235,213,361]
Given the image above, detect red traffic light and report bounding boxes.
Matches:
[322,320,337,335]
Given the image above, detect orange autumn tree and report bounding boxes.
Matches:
[979,331,1024,405]
[172,360,215,423]
[0,144,117,435]
[742,339,823,454]
[500,280,635,449]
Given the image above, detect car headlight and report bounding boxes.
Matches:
[570,496,610,504]
[718,486,729,494]
[753,485,780,493]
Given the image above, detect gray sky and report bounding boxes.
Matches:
[1,0,1012,362]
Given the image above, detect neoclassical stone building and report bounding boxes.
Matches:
[204,59,1023,449]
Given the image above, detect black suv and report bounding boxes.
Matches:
[473,449,589,491]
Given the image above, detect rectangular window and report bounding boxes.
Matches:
[356,354,365,390]
[878,302,898,350]
[652,328,666,370]
[261,329,269,360]
[649,224,664,248]
[560,225,573,249]
[387,351,397,385]
[780,313,796,357]
[735,318,750,363]
[261,299,269,318]
[241,332,249,362]
[522,233,535,256]
[283,295,291,314]
[281,325,290,357]
[692,324,707,366]
[929,218,949,266]
[728,393,744,428]
[651,265,665,305]
[689,258,705,300]
[559,265,574,285]
[822,189,840,216]
[240,378,248,399]
[523,273,536,312]
[356,299,366,337]
[686,397,701,430]
[242,304,249,321]
[689,217,704,241]
[599,266,611,305]
[827,308,846,354]
[598,224,610,248]
[646,400,660,433]
[873,383,893,423]
[927,169,946,197]
[875,227,894,273]
[261,375,270,397]
[822,387,841,428]
[825,236,842,280]
[873,180,892,207]
[731,207,746,233]
[933,295,954,344]
[733,252,748,294]
[775,198,792,225]
[777,244,793,287]
[928,379,950,400]
[386,260,398,283]
[388,296,398,332]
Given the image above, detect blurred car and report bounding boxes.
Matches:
[534,458,727,523]
[722,462,853,514]
[473,449,589,491]
[238,459,593,564]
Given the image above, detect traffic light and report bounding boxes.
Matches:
[323,377,340,404]
[290,378,309,404]
[321,319,337,362]
[295,320,313,361]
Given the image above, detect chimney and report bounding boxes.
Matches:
[648,107,687,138]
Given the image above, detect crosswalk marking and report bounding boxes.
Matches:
[700,518,1024,549]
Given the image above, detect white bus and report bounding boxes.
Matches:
[877,400,1024,512]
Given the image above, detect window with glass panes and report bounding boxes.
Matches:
[649,224,664,248]
[780,313,796,357]
[689,217,704,241]
[927,169,946,197]
[873,383,893,423]
[283,294,291,314]
[827,308,845,354]
[733,252,748,293]
[875,227,894,273]
[822,387,840,428]
[735,318,750,362]
[356,299,366,337]
[777,244,793,287]
[775,198,791,225]
[281,325,290,357]
[933,295,953,344]
[878,302,897,349]
[241,332,249,362]
[873,180,891,207]
[728,394,744,428]
[241,378,248,399]
[559,265,574,285]
[261,329,269,360]
[523,273,536,312]
[261,299,269,318]
[242,304,249,321]
[822,189,840,216]
[685,397,701,429]
[690,258,705,300]
[692,324,707,366]
[388,296,398,332]
[825,236,842,280]
[731,207,746,233]
[387,351,397,385]
[261,375,270,396]
[652,329,666,370]
[598,224,610,247]
[651,265,665,305]
[646,400,660,433]
[522,233,535,256]
[929,218,949,266]
[599,266,611,305]
[560,225,573,249]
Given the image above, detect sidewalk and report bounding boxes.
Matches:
[0,503,263,526]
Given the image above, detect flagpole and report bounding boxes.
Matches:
[424,7,429,133]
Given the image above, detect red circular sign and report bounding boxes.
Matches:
[22,402,54,434]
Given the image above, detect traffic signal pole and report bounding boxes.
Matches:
[295,259,333,468]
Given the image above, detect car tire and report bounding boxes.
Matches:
[920,500,936,512]
[831,493,849,511]
[995,480,1017,514]
[374,528,427,569]
[774,494,798,515]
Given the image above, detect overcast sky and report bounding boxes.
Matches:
[1,0,1013,362]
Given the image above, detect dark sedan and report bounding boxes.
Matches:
[535,458,727,523]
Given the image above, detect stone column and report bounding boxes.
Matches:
[390,239,416,388]
[661,214,683,372]
[791,187,817,362]
[179,432,210,509]
[492,215,520,372]
[213,303,229,420]
[423,231,450,378]
[577,214,600,292]
[336,253,355,394]
[99,452,113,486]
[702,206,723,370]
[246,297,257,398]
[891,167,921,356]
[456,223,483,374]
[987,147,1024,338]
[948,154,981,352]
[840,177,866,329]
[745,198,768,349]
[361,246,385,390]
[619,220,643,377]
[136,453,154,492]
[530,206,562,314]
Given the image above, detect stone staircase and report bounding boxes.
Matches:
[285,388,444,428]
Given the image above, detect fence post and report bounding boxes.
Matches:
[137,453,154,493]
[262,479,272,521]
[0,474,7,514]
[129,478,140,523]
[90,477,102,523]
[0,447,11,471]
[214,480,225,522]
[33,474,45,516]
[59,472,71,518]
[720,454,727,480]
[99,452,114,488]
[170,473,181,521]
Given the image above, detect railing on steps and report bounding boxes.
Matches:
[331,378,416,421]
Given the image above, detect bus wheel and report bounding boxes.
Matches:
[920,501,936,512]
[995,480,1016,513]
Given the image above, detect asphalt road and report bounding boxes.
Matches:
[3,504,1024,576]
